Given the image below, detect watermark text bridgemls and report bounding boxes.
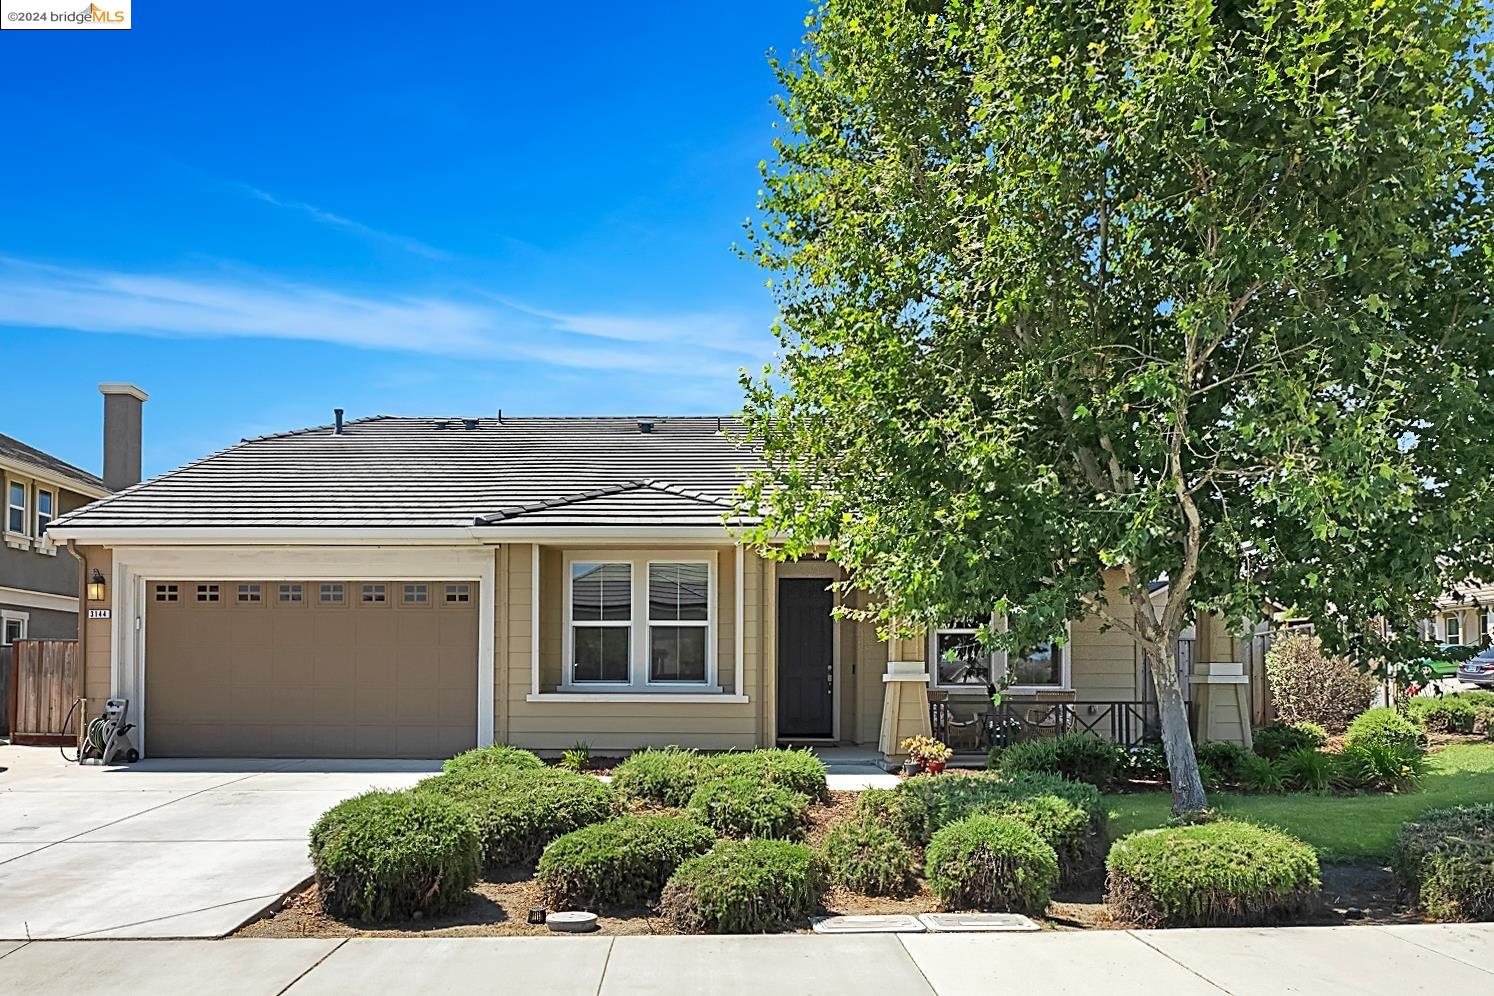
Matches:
[1,2,131,29]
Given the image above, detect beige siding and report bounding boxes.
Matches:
[1069,614,1141,700]
[499,543,763,751]
[81,545,111,704]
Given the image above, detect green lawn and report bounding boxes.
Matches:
[1103,743,1494,864]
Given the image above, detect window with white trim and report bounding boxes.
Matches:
[2,612,27,645]
[648,562,709,683]
[35,488,53,538]
[1444,613,1462,644]
[930,617,1070,691]
[570,561,631,683]
[7,481,26,534]
[563,552,718,691]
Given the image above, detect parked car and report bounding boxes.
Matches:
[1457,646,1494,687]
[1394,644,1478,688]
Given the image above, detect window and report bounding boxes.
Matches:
[154,584,178,602]
[35,489,53,538]
[444,583,471,603]
[278,583,303,603]
[647,562,709,683]
[1481,607,1492,646]
[7,481,26,534]
[360,583,387,603]
[930,617,1069,691]
[570,562,631,683]
[195,584,220,603]
[2,615,25,645]
[320,583,345,604]
[1445,614,1462,644]
[236,583,261,603]
[402,583,429,604]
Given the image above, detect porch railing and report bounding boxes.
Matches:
[932,699,1159,750]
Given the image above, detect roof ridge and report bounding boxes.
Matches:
[0,431,105,490]
[637,478,736,509]
[474,480,649,525]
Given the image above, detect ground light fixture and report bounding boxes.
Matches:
[87,569,107,602]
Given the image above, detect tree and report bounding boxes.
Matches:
[738,0,1494,812]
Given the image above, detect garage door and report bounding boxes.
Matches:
[144,580,478,758]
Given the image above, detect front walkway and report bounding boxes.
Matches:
[0,925,1490,994]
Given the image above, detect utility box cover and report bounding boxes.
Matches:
[917,912,1040,932]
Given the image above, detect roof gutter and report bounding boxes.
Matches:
[43,526,485,545]
[0,456,109,500]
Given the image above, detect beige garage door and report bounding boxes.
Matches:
[145,580,478,758]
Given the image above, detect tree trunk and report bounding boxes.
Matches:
[1148,642,1208,814]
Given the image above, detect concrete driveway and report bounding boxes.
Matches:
[0,746,438,940]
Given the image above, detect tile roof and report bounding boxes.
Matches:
[50,416,761,531]
[0,432,106,493]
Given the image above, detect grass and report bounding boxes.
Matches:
[1104,743,1494,864]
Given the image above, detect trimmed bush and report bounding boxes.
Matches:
[990,734,1125,787]
[685,776,809,840]
[537,814,715,910]
[822,818,914,895]
[660,839,825,933]
[1405,694,1490,734]
[924,815,1058,914]
[1337,740,1428,793]
[703,748,830,803]
[611,747,706,807]
[1345,707,1426,755]
[310,790,481,922]
[442,744,545,775]
[1393,804,1494,921]
[895,770,1105,844]
[1105,821,1320,927]
[1264,632,1376,732]
[1195,741,1252,783]
[853,787,923,845]
[1251,721,1328,760]
[417,766,615,869]
[978,792,1102,887]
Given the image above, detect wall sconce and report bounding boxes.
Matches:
[87,569,107,602]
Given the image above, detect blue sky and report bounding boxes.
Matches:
[0,2,807,477]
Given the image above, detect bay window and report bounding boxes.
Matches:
[565,553,716,690]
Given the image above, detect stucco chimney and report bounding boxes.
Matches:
[99,383,148,491]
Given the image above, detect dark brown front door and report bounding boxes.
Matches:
[777,577,834,740]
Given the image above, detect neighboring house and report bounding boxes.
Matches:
[1424,582,1494,648]
[48,412,1253,760]
[0,385,146,645]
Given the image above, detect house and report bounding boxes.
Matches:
[1424,582,1494,648]
[0,384,146,646]
[47,412,1255,760]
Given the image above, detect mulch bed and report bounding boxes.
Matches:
[236,788,1425,938]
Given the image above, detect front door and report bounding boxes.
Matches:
[777,577,834,740]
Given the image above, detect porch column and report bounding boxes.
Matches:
[1190,660,1252,749]
[879,626,931,771]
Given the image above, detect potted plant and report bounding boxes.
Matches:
[900,736,954,774]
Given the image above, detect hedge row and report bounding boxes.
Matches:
[1393,804,1494,921]
[611,747,829,807]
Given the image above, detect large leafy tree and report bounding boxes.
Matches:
[739,0,1494,811]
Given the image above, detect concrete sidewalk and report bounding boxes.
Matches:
[0,924,1490,995]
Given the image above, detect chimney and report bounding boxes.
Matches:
[99,383,147,491]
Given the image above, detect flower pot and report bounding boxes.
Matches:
[927,760,947,775]
[903,760,920,776]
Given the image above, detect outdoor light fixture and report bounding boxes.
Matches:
[87,569,107,602]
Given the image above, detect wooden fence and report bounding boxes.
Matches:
[0,645,10,738]
[9,639,81,746]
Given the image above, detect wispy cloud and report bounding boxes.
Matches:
[241,185,451,260]
[0,257,768,381]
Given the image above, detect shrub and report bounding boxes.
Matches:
[1345,707,1426,755]
[924,815,1058,914]
[417,766,615,869]
[976,792,1102,887]
[1337,740,1429,793]
[853,787,923,845]
[822,818,914,895]
[1476,707,1494,738]
[1237,753,1285,794]
[989,734,1126,787]
[1393,804,1494,921]
[1105,821,1321,927]
[702,748,830,803]
[611,747,706,807]
[895,770,1105,844]
[560,743,591,772]
[537,814,715,910]
[1278,747,1336,793]
[1252,721,1328,760]
[1404,695,1484,734]
[442,744,545,775]
[685,776,809,840]
[1264,633,1377,732]
[1123,741,1169,781]
[310,790,481,922]
[1195,741,1252,783]
[660,839,825,933]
